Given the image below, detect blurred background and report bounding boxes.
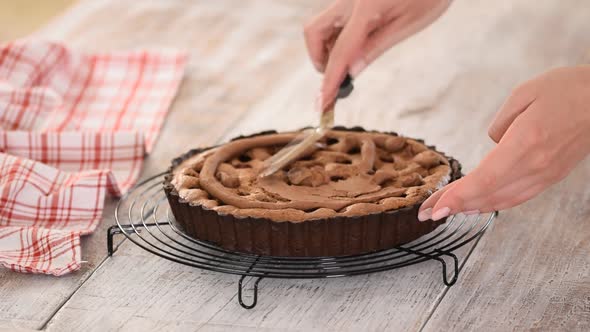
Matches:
[0,0,74,41]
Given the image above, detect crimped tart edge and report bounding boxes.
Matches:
[163,126,462,257]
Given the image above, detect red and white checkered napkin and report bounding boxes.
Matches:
[0,41,187,275]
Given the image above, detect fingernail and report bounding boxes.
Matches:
[462,209,480,216]
[313,61,324,72]
[431,207,451,221]
[349,59,367,78]
[417,208,432,222]
[314,92,323,113]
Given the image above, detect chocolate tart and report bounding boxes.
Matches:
[163,126,461,257]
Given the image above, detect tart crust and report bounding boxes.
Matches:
[163,127,462,257]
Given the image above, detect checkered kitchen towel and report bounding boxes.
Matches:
[0,41,186,275]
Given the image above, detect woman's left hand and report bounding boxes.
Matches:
[418,66,590,221]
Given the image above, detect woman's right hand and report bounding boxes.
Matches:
[304,0,451,108]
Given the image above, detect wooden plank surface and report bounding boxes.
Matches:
[0,196,120,330]
[204,1,590,331]
[0,0,325,329]
[1,0,589,331]
[37,1,479,331]
[423,166,590,331]
[418,1,590,330]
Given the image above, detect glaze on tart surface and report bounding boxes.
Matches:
[171,129,452,221]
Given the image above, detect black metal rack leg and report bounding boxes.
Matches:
[396,246,460,287]
[238,276,264,309]
[237,257,263,309]
[107,225,122,256]
[435,249,459,286]
[107,222,168,256]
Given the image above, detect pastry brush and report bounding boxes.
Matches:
[259,74,354,178]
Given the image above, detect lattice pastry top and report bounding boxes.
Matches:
[171,129,452,222]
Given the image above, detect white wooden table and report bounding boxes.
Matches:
[1,1,590,331]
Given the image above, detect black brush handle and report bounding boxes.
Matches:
[337,74,354,99]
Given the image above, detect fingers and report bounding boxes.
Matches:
[488,82,537,143]
[303,0,352,72]
[303,23,330,72]
[417,181,455,221]
[419,171,547,221]
[423,170,511,221]
[487,182,546,211]
[419,103,563,220]
[430,169,497,219]
[419,115,535,220]
[351,0,451,77]
[313,0,451,107]
[321,3,371,107]
[348,14,408,77]
[440,174,544,214]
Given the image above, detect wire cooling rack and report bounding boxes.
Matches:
[108,172,496,309]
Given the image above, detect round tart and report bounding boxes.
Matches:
[164,127,461,257]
